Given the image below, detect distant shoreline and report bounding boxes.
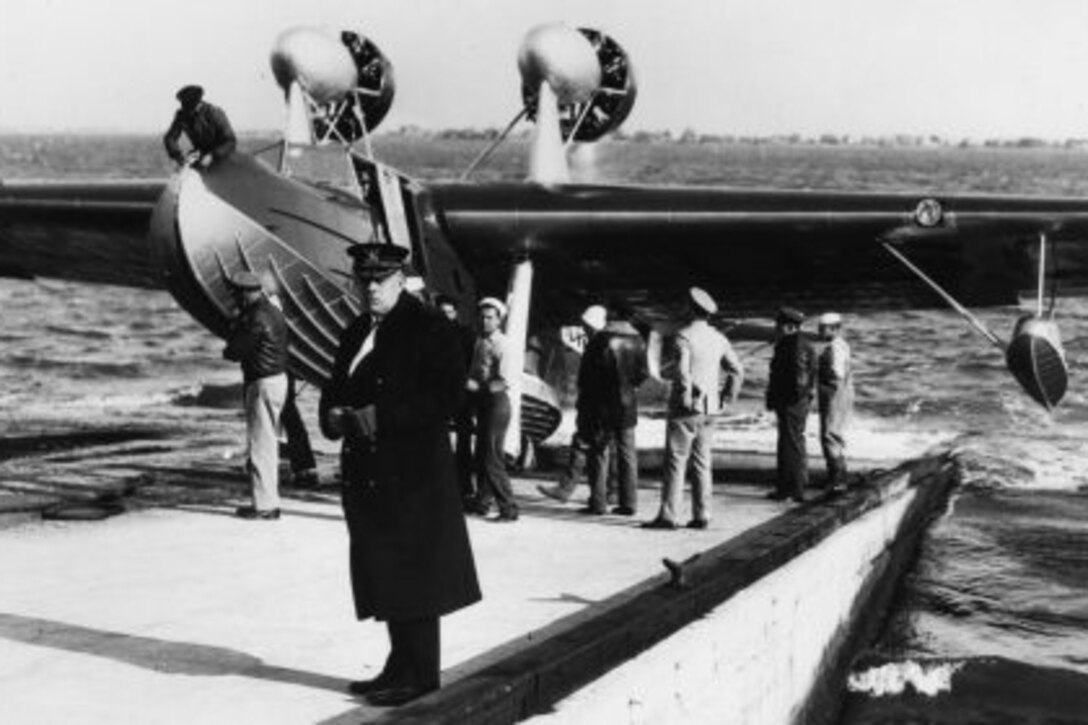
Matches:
[2,129,1087,152]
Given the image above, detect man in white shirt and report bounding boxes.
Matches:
[816,312,853,492]
[465,297,519,522]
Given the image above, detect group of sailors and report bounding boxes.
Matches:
[425,284,855,530]
[172,83,855,706]
[530,289,855,529]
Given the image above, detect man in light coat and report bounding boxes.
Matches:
[643,288,744,530]
[817,312,853,491]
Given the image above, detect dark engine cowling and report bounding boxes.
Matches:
[334,31,396,139]
[521,27,637,142]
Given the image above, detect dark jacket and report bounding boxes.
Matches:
[577,321,649,431]
[163,102,237,164]
[766,332,817,411]
[222,297,288,383]
[319,293,480,621]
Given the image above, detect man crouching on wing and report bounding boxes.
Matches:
[163,84,236,170]
[319,242,481,707]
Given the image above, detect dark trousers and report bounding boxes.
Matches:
[453,406,475,502]
[475,391,517,515]
[380,617,440,689]
[775,401,810,499]
[281,376,316,473]
[553,431,590,497]
[586,425,638,512]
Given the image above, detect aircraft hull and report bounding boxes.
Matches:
[147,158,562,442]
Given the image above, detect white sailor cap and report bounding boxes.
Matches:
[817,312,843,326]
[689,287,718,315]
[478,297,508,318]
[581,305,607,332]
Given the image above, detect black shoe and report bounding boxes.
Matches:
[365,683,436,707]
[611,505,636,516]
[235,506,280,520]
[347,674,392,696]
[686,519,709,530]
[577,505,606,516]
[765,491,788,501]
[491,510,519,523]
[292,469,320,488]
[537,484,573,502]
[464,500,491,517]
[640,518,678,530]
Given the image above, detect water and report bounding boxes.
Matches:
[3,136,1088,722]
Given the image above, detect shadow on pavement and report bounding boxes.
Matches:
[0,612,347,693]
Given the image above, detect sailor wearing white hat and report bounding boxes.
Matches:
[477,297,508,319]
[538,304,610,504]
[580,304,607,332]
[466,296,519,521]
[817,312,853,491]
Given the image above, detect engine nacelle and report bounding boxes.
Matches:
[339,31,396,135]
[270,27,358,104]
[519,25,637,142]
[270,27,396,144]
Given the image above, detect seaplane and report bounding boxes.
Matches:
[0,24,1082,455]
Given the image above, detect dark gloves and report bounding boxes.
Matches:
[340,405,377,450]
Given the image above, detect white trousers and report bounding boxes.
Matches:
[245,374,288,511]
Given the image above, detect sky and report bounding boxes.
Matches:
[3,0,1088,140]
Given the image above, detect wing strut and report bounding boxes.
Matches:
[460,108,529,181]
[880,240,1004,349]
[881,236,1068,410]
[503,257,534,457]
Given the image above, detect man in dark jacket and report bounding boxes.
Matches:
[436,294,478,507]
[163,85,237,169]
[578,302,649,516]
[222,271,289,520]
[537,305,608,504]
[319,243,480,707]
[765,307,817,503]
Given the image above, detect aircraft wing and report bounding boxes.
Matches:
[0,180,165,288]
[5,174,1088,328]
[430,182,1088,327]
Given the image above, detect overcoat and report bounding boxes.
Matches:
[319,293,481,621]
[766,333,817,412]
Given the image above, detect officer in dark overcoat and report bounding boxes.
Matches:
[319,243,481,707]
[765,307,817,503]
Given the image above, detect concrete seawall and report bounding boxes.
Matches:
[382,452,957,724]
